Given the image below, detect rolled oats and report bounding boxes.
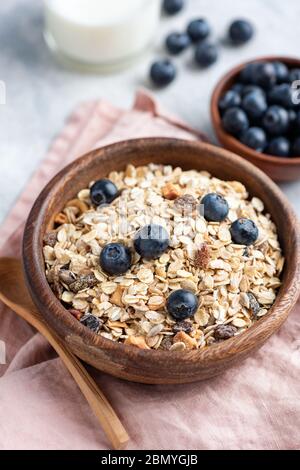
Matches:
[44,164,284,351]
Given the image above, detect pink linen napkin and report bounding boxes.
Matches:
[0,90,299,450]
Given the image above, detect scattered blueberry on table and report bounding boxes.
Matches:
[166,32,191,55]
[100,243,132,276]
[187,18,211,42]
[150,59,177,87]
[163,0,185,15]
[194,42,219,68]
[90,179,119,206]
[228,19,254,45]
[218,60,300,157]
[167,289,199,321]
[134,224,170,260]
[149,11,256,86]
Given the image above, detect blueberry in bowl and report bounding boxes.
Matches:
[241,127,267,152]
[211,56,300,181]
[222,107,249,137]
[267,137,290,157]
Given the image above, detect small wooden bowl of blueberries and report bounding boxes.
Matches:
[211,57,300,182]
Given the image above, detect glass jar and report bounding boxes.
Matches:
[44,0,161,72]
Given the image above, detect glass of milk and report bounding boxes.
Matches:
[44,0,161,71]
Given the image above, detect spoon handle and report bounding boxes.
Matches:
[0,291,129,450]
[44,327,129,450]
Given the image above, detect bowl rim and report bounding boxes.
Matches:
[211,55,300,165]
[23,137,300,364]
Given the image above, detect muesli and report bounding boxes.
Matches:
[43,164,284,351]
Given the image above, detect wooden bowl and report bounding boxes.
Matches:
[23,138,300,384]
[211,56,300,182]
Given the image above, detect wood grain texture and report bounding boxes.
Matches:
[0,257,129,449]
[23,138,300,384]
[211,56,300,182]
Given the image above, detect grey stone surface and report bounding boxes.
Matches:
[1,0,300,227]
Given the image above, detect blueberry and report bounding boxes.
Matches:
[222,107,249,136]
[219,90,241,112]
[241,127,267,152]
[229,19,254,45]
[289,109,297,125]
[241,85,265,98]
[273,61,289,84]
[80,314,101,333]
[90,179,118,206]
[150,60,176,87]
[262,105,289,136]
[100,243,132,276]
[293,111,300,133]
[239,63,260,84]
[242,90,267,119]
[268,84,295,109]
[230,219,259,246]
[163,0,184,15]
[167,289,198,321]
[187,18,211,42]
[231,83,244,94]
[195,42,218,67]
[292,138,300,156]
[252,62,277,89]
[267,137,290,157]
[134,224,169,260]
[166,32,191,55]
[201,193,229,222]
[289,68,300,83]
[255,63,277,89]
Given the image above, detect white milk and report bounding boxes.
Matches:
[44,0,161,69]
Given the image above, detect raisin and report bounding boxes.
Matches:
[247,293,261,317]
[214,324,237,341]
[173,320,193,334]
[80,314,102,333]
[43,231,57,247]
[160,336,173,351]
[69,273,98,293]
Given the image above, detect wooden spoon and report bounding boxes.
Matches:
[0,257,129,450]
